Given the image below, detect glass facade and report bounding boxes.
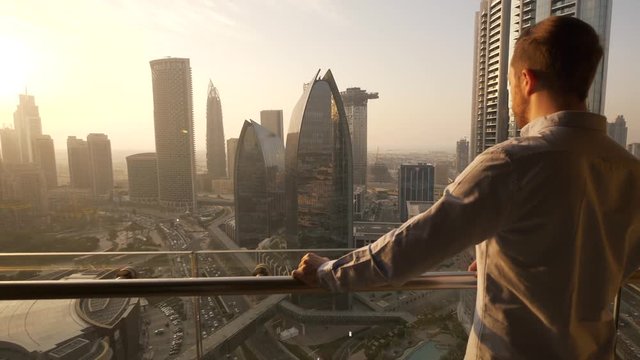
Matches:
[399,164,435,222]
[285,70,353,249]
[235,120,285,249]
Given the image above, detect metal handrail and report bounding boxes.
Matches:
[3,270,638,301]
[0,249,359,257]
[0,272,478,300]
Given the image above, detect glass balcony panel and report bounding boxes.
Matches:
[616,285,640,359]
[0,250,481,359]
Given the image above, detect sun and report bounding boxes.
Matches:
[0,35,36,99]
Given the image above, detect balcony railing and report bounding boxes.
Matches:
[1,251,639,360]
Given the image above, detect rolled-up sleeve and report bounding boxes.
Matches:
[318,147,516,292]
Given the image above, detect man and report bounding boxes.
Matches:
[293,16,640,359]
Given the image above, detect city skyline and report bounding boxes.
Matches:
[1,1,639,155]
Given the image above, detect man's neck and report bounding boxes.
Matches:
[527,93,588,124]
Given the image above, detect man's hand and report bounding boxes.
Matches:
[468,260,477,273]
[292,253,330,286]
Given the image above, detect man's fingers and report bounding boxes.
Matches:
[468,260,478,272]
[292,253,323,286]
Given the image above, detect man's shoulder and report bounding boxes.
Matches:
[489,136,556,162]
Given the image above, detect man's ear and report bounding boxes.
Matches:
[521,69,538,97]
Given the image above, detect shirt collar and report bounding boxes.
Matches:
[519,111,607,137]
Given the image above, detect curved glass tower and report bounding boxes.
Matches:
[285,70,353,249]
[234,120,285,248]
[206,80,227,179]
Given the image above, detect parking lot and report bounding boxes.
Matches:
[143,298,196,359]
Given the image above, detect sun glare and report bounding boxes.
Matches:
[0,36,35,98]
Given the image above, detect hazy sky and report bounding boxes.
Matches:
[0,0,638,154]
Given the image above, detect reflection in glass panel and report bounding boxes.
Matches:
[187,289,471,359]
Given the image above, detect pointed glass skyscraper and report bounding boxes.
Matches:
[285,70,353,249]
[206,80,227,179]
[235,120,285,248]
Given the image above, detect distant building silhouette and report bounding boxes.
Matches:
[126,153,158,204]
[67,136,91,189]
[435,161,450,186]
[398,164,434,222]
[456,138,469,174]
[207,80,227,179]
[341,87,378,187]
[87,133,113,199]
[434,161,451,200]
[370,161,393,183]
[33,135,57,188]
[607,115,628,147]
[628,143,640,159]
[260,110,284,145]
[0,128,21,164]
[150,57,196,211]
[285,70,353,249]
[1,163,48,215]
[227,138,239,180]
[235,120,285,248]
[13,94,42,163]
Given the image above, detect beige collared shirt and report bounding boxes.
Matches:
[318,111,640,359]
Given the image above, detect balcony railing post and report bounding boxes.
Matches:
[190,251,203,360]
[613,286,622,353]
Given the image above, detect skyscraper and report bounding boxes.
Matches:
[87,133,113,199]
[206,80,227,179]
[260,110,284,144]
[285,70,353,249]
[33,135,57,188]
[67,136,91,189]
[227,138,239,180]
[13,94,42,163]
[150,57,196,211]
[471,0,512,159]
[235,120,285,248]
[456,138,470,174]
[126,153,158,204]
[0,128,21,164]
[340,87,378,186]
[607,115,628,148]
[398,164,434,222]
[508,0,613,137]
